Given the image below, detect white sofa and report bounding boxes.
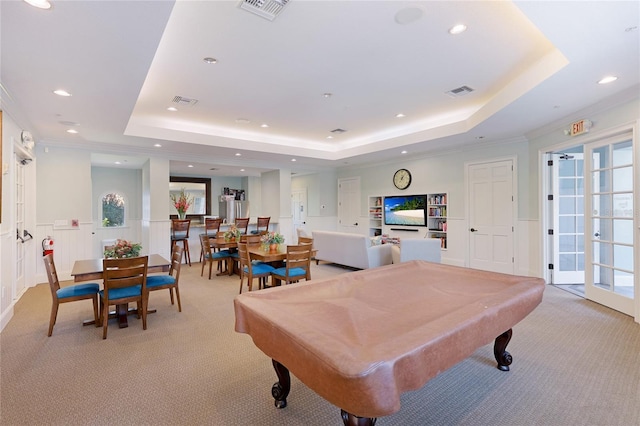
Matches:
[312,231,392,270]
[391,238,442,264]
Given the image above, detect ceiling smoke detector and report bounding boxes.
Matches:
[171,96,199,106]
[445,85,474,97]
[239,0,290,21]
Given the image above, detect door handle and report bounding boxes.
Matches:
[594,232,600,237]
[470,228,477,232]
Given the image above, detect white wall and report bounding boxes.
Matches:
[336,138,530,269]
[91,166,143,257]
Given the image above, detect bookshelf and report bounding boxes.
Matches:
[427,193,447,249]
[368,196,383,237]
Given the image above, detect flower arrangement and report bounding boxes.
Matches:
[104,239,142,258]
[261,231,285,246]
[170,188,193,219]
[224,225,241,241]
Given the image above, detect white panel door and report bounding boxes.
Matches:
[338,177,360,233]
[468,160,514,274]
[585,136,635,316]
[291,189,307,240]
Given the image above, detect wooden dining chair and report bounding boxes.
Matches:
[100,256,149,339]
[146,245,184,312]
[205,217,223,235]
[238,242,275,294]
[235,217,250,235]
[253,216,270,235]
[298,236,314,260]
[43,254,100,337]
[200,234,231,279]
[171,219,191,266]
[200,217,223,262]
[298,236,313,246]
[240,234,262,245]
[270,244,312,286]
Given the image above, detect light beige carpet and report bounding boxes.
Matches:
[1,261,639,425]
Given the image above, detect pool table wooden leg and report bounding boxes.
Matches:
[271,360,291,409]
[494,328,513,371]
[341,410,377,425]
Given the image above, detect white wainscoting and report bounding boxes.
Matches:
[35,220,144,283]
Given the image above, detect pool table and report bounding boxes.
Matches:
[234,260,545,425]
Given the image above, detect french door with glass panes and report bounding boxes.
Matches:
[585,135,635,315]
[553,153,585,284]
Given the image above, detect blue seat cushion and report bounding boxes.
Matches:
[146,275,176,288]
[57,283,99,299]
[171,232,188,240]
[243,263,275,275]
[99,285,142,300]
[229,252,240,259]
[271,267,306,278]
[206,251,229,260]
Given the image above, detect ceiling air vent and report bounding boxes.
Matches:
[171,96,199,106]
[330,128,347,134]
[239,0,289,21]
[445,85,474,98]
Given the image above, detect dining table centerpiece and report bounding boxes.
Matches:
[224,225,241,242]
[170,188,193,220]
[261,231,285,252]
[103,239,142,258]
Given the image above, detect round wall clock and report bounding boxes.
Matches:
[393,168,412,190]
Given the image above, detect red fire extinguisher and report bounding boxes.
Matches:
[42,236,54,256]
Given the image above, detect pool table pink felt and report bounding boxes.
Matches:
[234,260,545,425]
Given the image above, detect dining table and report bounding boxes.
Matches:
[71,254,170,328]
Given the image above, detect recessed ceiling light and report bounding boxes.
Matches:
[235,118,250,124]
[203,57,217,64]
[291,158,297,162]
[401,150,407,154]
[53,89,71,97]
[24,0,51,10]
[115,161,121,165]
[187,165,194,168]
[322,93,332,98]
[154,143,162,147]
[326,136,334,139]
[240,169,245,172]
[167,107,178,112]
[598,75,618,84]
[260,123,269,128]
[66,129,78,134]
[396,113,406,118]
[449,24,467,35]
[235,153,242,156]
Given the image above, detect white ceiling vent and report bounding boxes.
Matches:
[445,85,474,98]
[171,96,199,106]
[239,0,289,21]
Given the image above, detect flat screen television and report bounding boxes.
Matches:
[383,194,427,226]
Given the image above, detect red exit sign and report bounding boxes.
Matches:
[569,119,592,136]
